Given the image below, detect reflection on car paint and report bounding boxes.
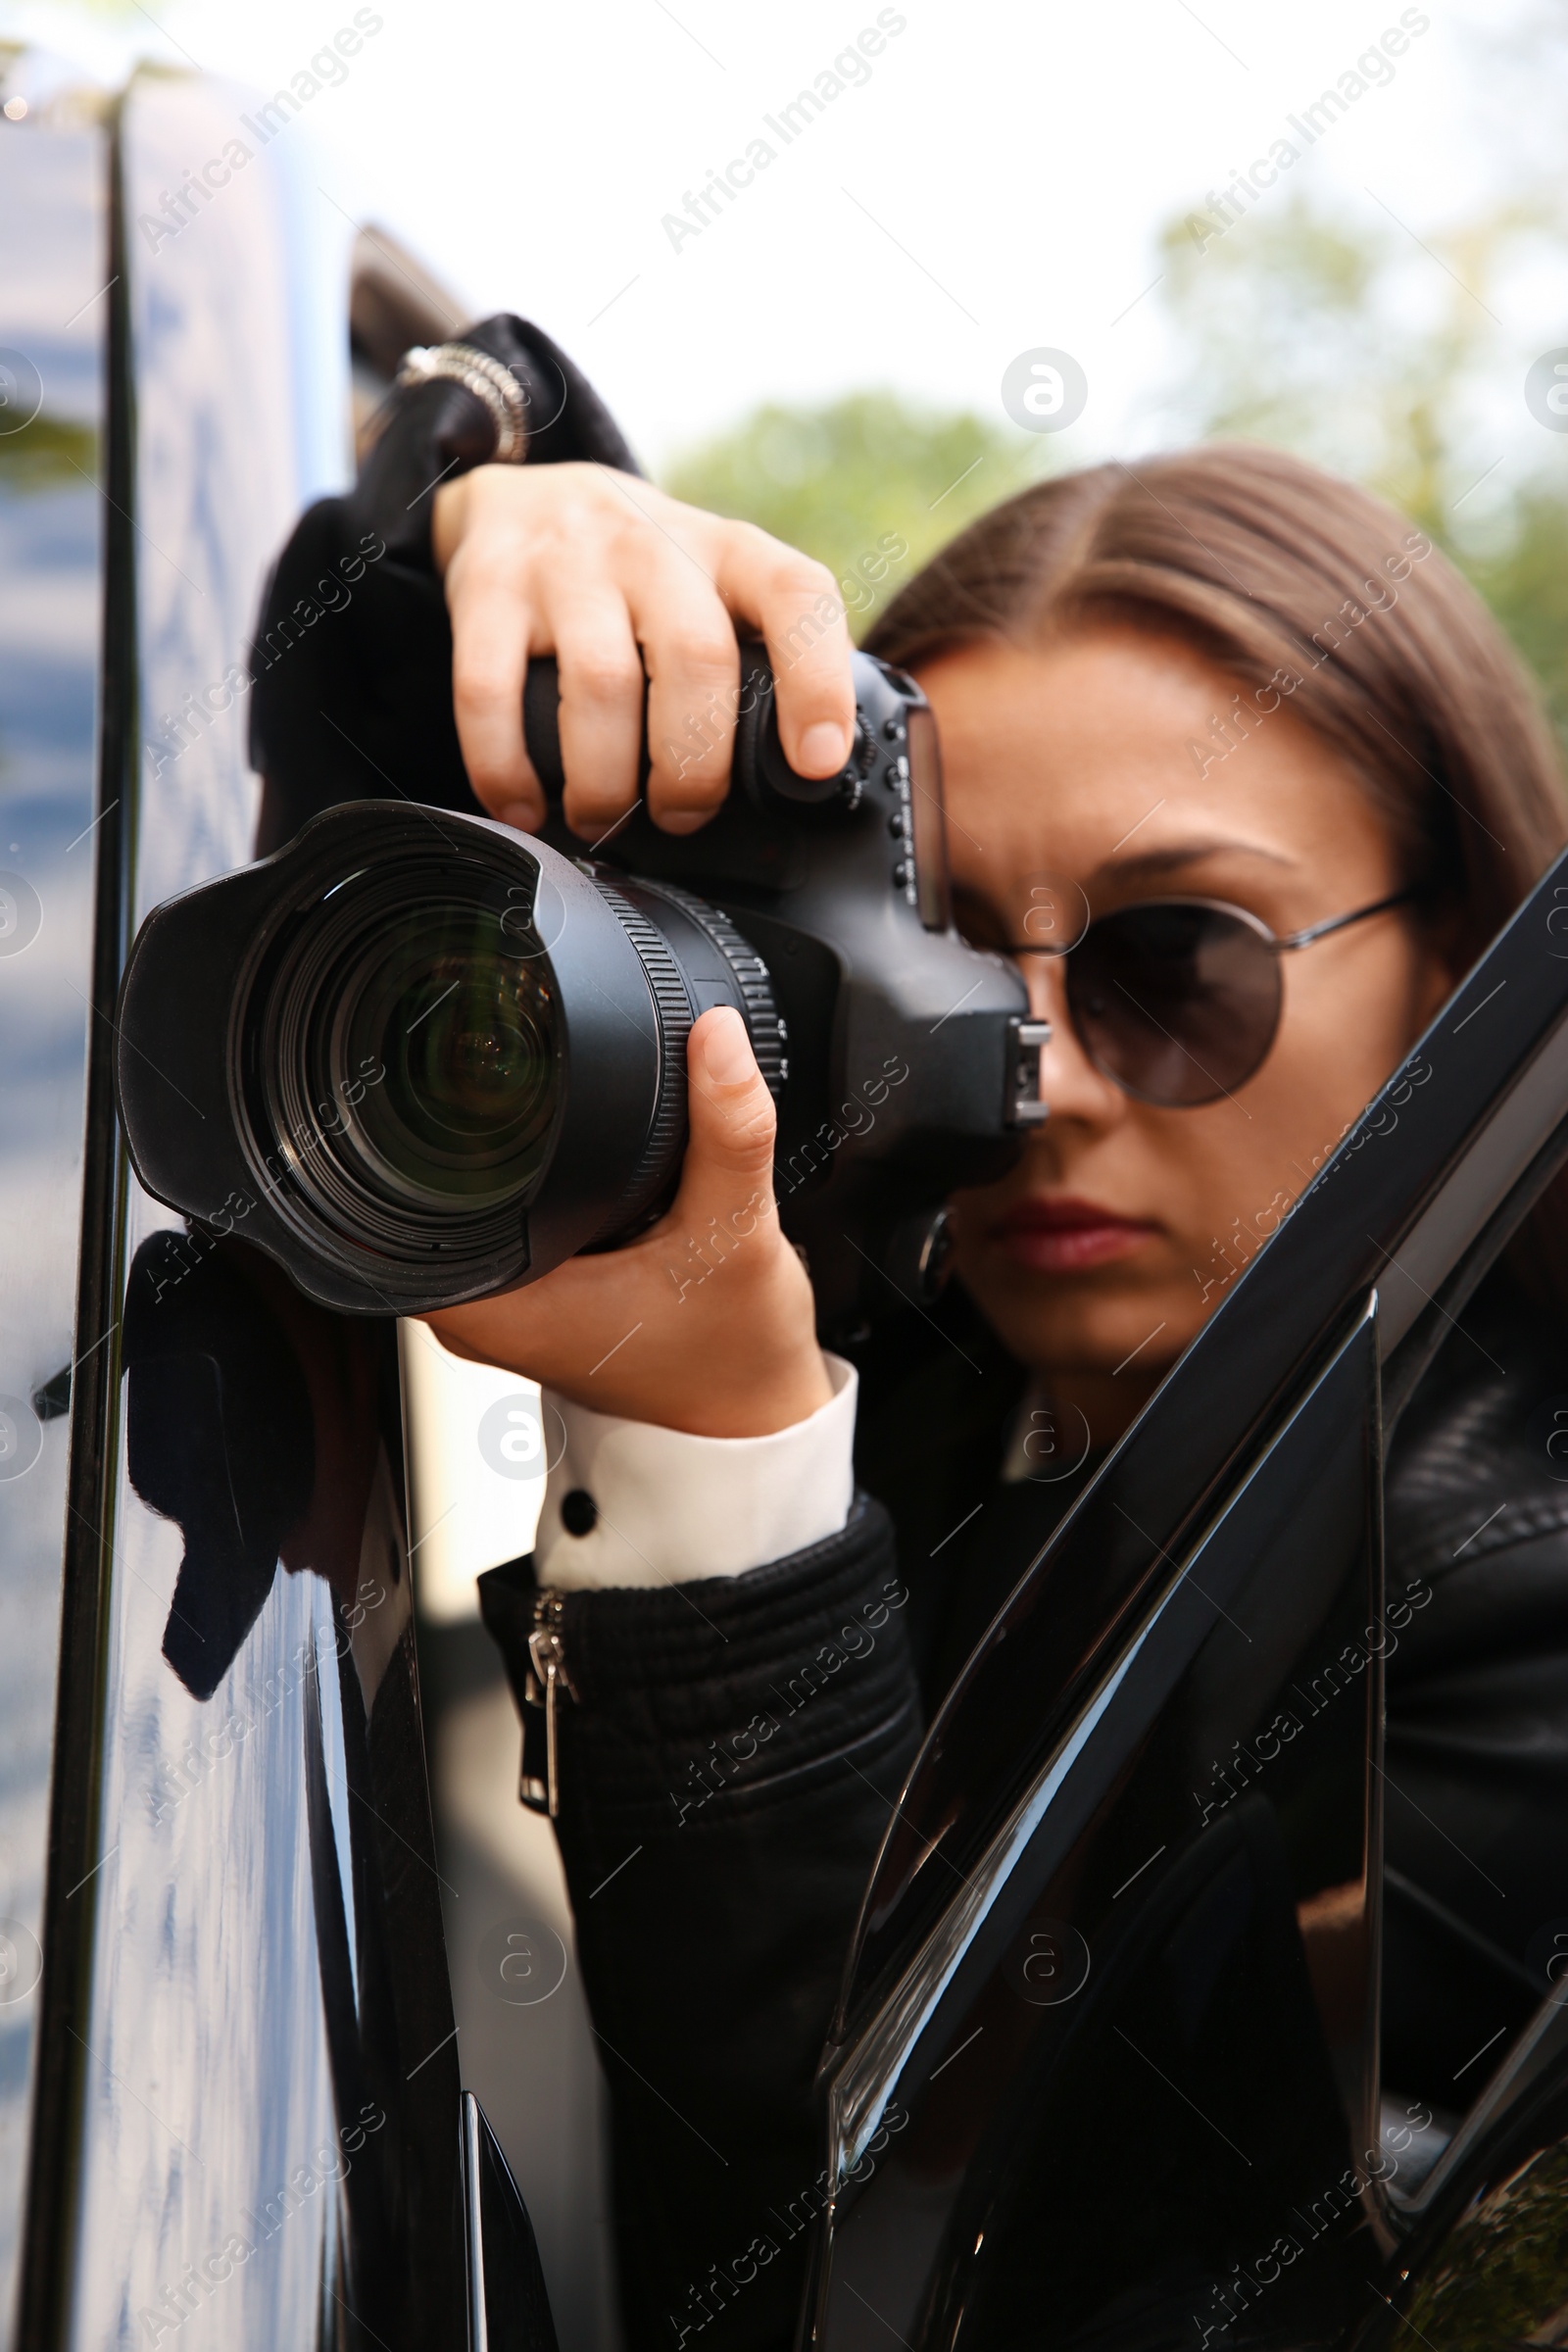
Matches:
[0,109,106,2338]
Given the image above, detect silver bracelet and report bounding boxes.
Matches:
[394,340,530,464]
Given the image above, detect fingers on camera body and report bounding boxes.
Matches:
[550,592,646,836]
[560,522,858,837]
[447,535,548,831]
[716,526,857,786]
[440,467,857,838]
[643,530,858,833]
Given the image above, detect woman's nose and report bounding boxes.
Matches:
[1021,952,1056,1022]
[1017,953,1127,1126]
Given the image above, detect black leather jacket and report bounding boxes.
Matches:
[249,326,1568,2352]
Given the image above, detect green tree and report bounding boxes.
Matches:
[660,391,1046,637]
[0,416,97,493]
[1153,186,1568,750]
[1466,487,1568,749]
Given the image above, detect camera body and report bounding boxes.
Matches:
[528,644,1045,1333]
[116,648,1046,1339]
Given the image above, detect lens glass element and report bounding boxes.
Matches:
[338,907,559,1201]
[245,853,563,1262]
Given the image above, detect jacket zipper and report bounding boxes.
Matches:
[522,1588,578,1819]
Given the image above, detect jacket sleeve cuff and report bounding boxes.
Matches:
[534,1354,858,1590]
[478,1493,915,1834]
[347,310,642,568]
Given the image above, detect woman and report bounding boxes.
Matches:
[251,318,1568,2351]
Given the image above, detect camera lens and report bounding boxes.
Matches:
[335,914,557,1200]
[244,853,562,1265]
[117,802,800,1315]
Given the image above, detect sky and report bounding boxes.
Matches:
[2,0,1561,475]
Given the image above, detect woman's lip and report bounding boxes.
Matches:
[990,1196,1158,1274]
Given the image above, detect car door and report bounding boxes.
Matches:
[1,59,555,2352]
[807,848,1568,2350]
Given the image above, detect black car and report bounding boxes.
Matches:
[0,54,559,2352]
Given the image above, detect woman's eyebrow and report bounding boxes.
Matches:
[1092,838,1298,884]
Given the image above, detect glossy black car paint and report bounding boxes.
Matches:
[0,86,107,2345]
[4,67,553,2352]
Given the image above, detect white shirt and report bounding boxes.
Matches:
[532,1359,1051,1591]
[535,1353,859,1589]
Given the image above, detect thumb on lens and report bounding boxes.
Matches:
[680,1007,777,1191]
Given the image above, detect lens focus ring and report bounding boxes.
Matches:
[587,876,785,1246]
[589,883,695,1241]
[640,881,787,1099]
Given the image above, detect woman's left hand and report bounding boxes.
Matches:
[422,1006,832,1438]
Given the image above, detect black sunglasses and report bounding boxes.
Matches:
[995,891,1416,1108]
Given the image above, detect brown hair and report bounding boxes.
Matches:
[865,443,1567,968]
[864,442,1568,1288]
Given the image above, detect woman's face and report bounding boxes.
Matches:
[920,625,1453,1442]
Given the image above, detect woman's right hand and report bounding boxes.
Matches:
[431,461,858,841]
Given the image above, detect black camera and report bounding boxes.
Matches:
[115,647,1047,1335]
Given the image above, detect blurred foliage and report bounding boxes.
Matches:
[1154,186,1568,754]
[1466,487,1568,753]
[660,186,1568,754]
[0,415,97,492]
[1399,2136,1568,2346]
[660,393,1046,637]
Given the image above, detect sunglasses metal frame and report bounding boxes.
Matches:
[1002,887,1419,1106]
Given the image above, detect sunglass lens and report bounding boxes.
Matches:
[1065,903,1282,1106]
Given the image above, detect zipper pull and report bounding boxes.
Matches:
[521,1589,578,1819]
